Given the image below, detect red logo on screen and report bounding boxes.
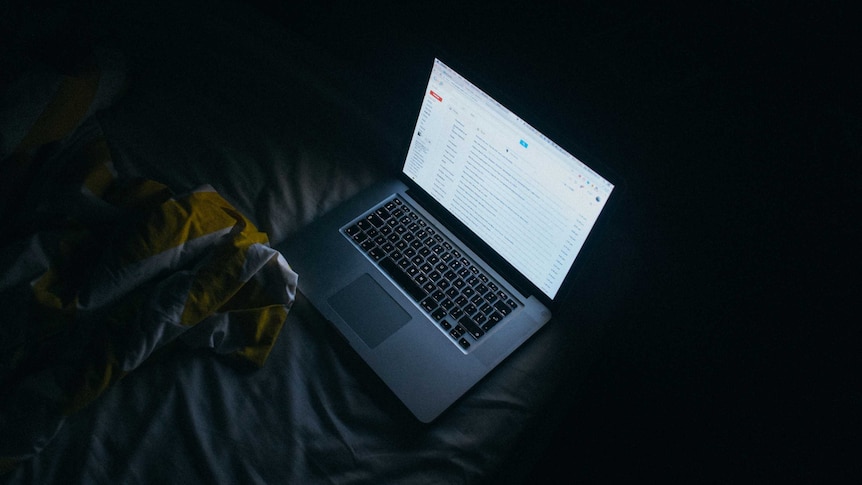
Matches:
[429,90,442,102]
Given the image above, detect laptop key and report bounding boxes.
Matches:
[366,213,385,228]
[347,198,521,351]
[458,316,485,339]
[420,298,436,312]
[481,313,503,331]
[494,301,512,316]
[379,257,427,301]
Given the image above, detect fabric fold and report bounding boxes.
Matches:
[0,132,297,470]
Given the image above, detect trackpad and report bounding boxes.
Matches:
[328,274,411,349]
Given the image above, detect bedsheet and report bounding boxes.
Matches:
[0,1,617,483]
[0,123,297,472]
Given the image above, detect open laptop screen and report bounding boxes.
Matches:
[403,59,613,300]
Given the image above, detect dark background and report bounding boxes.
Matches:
[244,2,856,481]
[3,0,857,481]
[255,2,856,481]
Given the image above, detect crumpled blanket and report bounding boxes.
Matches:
[0,133,298,471]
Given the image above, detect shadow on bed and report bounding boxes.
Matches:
[3,0,855,483]
[2,1,615,482]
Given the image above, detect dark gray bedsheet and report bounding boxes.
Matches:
[9,0,851,481]
[1,1,631,483]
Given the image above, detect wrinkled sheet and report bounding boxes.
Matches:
[1,1,597,483]
[0,126,297,471]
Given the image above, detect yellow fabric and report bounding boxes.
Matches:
[80,138,115,197]
[179,205,269,325]
[2,133,297,462]
[13,68,101,155]
[118,190,241,265]
[1,69,101,231]
[2,57,297,470]
[222,305,289,368]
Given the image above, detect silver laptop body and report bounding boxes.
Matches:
[279,58,617,422]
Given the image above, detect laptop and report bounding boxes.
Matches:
[279,58,618,422]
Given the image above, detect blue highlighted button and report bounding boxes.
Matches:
[519,139,528,148]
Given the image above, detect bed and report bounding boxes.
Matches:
[6,0,857,481]
[0,1,640,483]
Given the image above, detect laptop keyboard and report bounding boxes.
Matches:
[343,197,519,350]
